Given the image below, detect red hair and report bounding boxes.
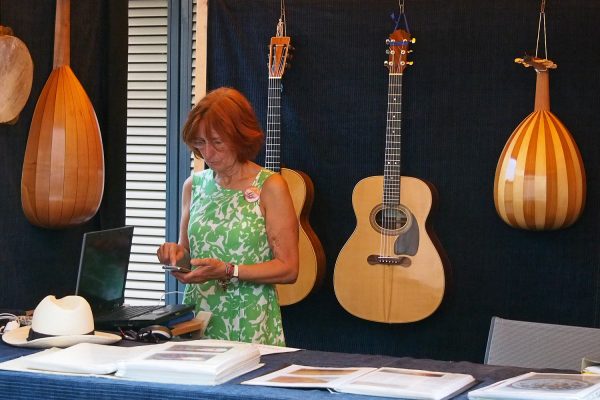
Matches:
[182,87,264,162]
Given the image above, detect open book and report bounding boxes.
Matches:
[582,357,600,374]
[243,364,476,400]
[20,339,261,385]
[468,372,600,400]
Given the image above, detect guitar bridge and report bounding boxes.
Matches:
[367,255,411,267]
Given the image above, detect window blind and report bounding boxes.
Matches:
[126,0,169,305]
[126,0,197,304]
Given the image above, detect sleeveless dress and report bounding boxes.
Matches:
[182,168,285,346]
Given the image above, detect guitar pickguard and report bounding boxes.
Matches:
[369,203,419,256]
[394,208,419,256]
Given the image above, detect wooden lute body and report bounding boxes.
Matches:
[266,36,326,305]
[21,0,104,228]
[333,29,446,323]
[494,56,585,230]
[0,25,33,124]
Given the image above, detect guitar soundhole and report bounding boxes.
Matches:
[370,204,411,235]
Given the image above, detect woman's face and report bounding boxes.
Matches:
[189,128,238,172]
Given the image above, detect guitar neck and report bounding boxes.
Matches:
[383,72,404,208]
[265,77,282,173]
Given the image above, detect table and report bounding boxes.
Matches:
[0,341,562,400]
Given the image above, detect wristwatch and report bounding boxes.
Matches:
[231,264,239,283]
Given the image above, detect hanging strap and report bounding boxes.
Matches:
[276,0,286,37]
[535,0,548,59]
[392,0,410,33]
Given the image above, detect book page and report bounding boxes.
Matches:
[242,364,376,388]
[115,340,261,384]
[22,343,149,375]
[336,367,475,400]
[468,372,600,400]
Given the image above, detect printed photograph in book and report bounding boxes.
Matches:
[468,373,600,400]
[243,364,476,400]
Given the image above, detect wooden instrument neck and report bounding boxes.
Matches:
[383,73,404,208]
[534,70,550,111]
[54,0,70,68]
[265,77,282,173]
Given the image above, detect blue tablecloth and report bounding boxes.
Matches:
[0,341,557,400]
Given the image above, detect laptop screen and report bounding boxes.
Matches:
[75,226,134,314]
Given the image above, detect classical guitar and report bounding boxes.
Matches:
[333,29,447,323]
[266,34,326,306]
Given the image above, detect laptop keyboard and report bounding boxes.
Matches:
[99,305,162,320]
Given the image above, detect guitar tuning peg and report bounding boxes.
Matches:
[384,61,389,66]
[406,61,414,65]
[386,50,390,55]
[411,38,416,43]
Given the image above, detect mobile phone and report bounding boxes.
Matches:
[162,265,191,273]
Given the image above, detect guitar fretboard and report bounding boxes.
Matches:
[383,72,403,208]
[265,77,282,173]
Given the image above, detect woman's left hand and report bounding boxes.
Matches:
[171,257,226,284]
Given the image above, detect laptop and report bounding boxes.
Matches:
[75,226,193,330]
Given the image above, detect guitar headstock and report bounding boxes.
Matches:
[385,29,414,74]
[268,36,292,78]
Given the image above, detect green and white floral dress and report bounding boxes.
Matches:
[183,168,285,346]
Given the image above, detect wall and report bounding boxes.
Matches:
[207,0,600,362]
[0,1,127,310]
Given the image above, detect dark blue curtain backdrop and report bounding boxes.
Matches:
[207,0,599,362]
[0,0,598,364]
[0,1,127,311]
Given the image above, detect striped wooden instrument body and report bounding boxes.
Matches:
[266,35,326,305]
[494,57,586,230]
[21,0,104,228]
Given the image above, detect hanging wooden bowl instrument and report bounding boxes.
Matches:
[494,56,586,230]
[21,0,104,228]
[0,25,33,124]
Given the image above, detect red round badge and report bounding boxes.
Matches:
[243,186,260,202]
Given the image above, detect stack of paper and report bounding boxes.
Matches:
[21,339,261,385]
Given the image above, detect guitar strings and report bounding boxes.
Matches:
[266,75,282,172]
[380,64,404,321]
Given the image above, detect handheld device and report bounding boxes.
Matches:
[162,265,191,273]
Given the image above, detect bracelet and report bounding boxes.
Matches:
[219,262,235,291]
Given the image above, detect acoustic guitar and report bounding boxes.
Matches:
[333,29,447,323]
[267,35,326,306]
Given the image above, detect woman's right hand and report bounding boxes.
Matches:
[156,242,190,268]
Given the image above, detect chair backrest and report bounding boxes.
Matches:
[484,316,600,371]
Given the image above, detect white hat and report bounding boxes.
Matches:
[2,295,121,348]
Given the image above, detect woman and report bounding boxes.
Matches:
[156,87,299,346]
